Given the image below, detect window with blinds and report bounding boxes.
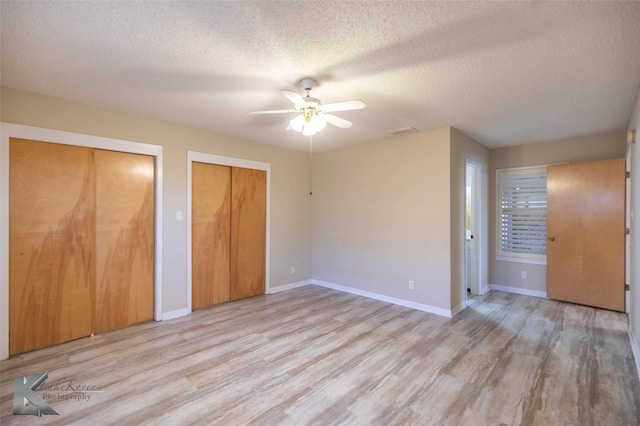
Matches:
[497,166,547,264]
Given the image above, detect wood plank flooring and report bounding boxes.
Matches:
[1,286,639,425]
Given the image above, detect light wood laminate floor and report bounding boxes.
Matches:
[1,286,639,425]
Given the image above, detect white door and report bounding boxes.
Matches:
[465,161,481,296]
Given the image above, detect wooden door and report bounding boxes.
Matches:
[547,158,625,311]
[94,150,155,332]
[230,167,266,300]
[192,162,231,309]
[9,139,95,354]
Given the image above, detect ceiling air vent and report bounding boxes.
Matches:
[388,127,417,135]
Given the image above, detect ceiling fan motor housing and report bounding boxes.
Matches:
[302,97,321,108]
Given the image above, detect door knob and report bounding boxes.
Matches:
[547,236,555,241]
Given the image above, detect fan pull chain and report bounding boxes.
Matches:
[309,135,313,196]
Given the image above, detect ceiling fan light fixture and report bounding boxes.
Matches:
[302,124,316,136]
[253,77,365,136]
[290,110,326,135]
[310,114,326,132]
[289,114,306,132]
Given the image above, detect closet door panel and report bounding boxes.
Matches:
[94,150,154,332]
[9,138,95,354]
[192,162,231,309]
[230,167,266,301]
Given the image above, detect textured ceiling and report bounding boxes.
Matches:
[2,1,640,152]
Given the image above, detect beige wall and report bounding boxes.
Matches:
[1,87,312,314]
[628,88,640,360]
[5,85,633,335]
[450,128,490,310]
[490,131,628,293]
[311,128,453,311]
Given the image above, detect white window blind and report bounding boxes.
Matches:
[497,166,547,262]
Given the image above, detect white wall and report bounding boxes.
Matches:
[628,88,640,374]
[311,128,453,312]
[450,128,490,310]
[489,131,627,294]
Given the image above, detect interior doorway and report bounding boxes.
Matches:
[465,160,481,297]
[546,158,625,311]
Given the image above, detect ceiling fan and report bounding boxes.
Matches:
[249,78,366,136]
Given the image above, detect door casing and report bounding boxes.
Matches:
[186,151,271,313]
[465,160,481,296]
[0,122,163,360]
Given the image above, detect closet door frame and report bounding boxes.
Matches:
[186,151,271,312]
[0,122,163,360]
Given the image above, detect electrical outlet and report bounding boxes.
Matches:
[521,271,527,279]
[290,266,295,274]
[409,280,415,289]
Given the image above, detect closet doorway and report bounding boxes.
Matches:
[1,124,163,358]
[187,152,270,312]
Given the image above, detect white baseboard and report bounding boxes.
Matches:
[629,326,640,383]
[626,290,630,314]
[269,280,312,294]
[162,281,312,321]
[478,286,490,296]
[489,284,547,299]
[162,307,191,321]
[312,280,453,318]
[451,301,467,317]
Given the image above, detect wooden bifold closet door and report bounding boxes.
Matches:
[9,140,95,354]
[94,150,155,332]
[192,163,266,310]
[9,138,154,355]
[192,163,231,309]
[230,167,266,301]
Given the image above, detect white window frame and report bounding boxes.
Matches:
[496,165,547,265]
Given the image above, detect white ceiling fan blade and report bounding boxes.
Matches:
[282,89,306,106]
[249,109,297,114]
[321,100,365,112]
[324,113,353,129]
